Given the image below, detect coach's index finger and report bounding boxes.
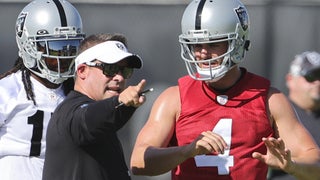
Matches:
[136,79,146,94]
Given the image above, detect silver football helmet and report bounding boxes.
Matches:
[16,0,85,84]
[179,0,250,81]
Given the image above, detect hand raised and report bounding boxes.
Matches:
[118,79,147,108]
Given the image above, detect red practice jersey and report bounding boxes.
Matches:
[172,68,274,180]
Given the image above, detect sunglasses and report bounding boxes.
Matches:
[85,62,133,79]
[303,68,320,82]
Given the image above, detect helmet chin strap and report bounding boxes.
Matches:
[197,66,228,82]
[202,61,237,83]
[198,55,236,81]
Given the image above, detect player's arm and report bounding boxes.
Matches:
[130,85,227,176]
[253,87,320,179]
[130,86,185,175]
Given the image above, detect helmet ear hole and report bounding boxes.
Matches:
[244,40,250,51]
[23,56,36,69]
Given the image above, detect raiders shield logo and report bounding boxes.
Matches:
[234,6,249,31]
[16,12,27,38]
[216,95,228,105]
[116,42,127,52]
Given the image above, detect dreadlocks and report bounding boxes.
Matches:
[0,57,74,105]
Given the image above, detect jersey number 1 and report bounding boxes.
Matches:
[27,110,44,156]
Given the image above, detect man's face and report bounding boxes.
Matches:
[289,74,320,101]
[191,41,228,69]
[81,60,130,101]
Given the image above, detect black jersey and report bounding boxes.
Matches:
[43,91,136,180]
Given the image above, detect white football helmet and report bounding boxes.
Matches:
[179,0,250,81]
[16,0,85,84]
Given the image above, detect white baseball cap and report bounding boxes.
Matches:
[290,51,320,75]
[290,51,320,82]
[75,40,142,69]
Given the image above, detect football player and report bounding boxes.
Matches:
[130,0,320,179]
[0,0,85,179]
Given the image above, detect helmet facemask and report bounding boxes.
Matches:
[15,0,85,84]
[32,33,83,84]
[179,0,250,82]
[179,24,244,82]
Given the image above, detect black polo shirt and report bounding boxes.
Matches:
[43,91,136,180]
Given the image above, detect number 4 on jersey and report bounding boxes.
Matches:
[194,118,234,175]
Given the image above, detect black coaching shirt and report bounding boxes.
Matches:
[42,91,136,180]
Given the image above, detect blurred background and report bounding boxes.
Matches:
[0,0,319,179]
